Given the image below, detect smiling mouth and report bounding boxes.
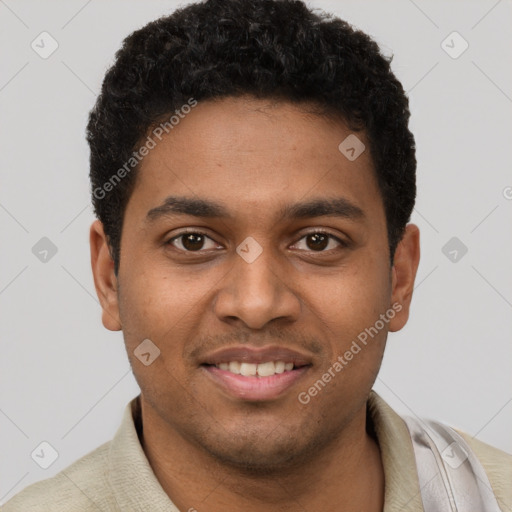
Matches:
[201,361,312,401]
[202,360,305,377]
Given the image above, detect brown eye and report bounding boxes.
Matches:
[167,231,219,252]
[306,233,329,251]
[181,233,205,251]
[292,231,345,252]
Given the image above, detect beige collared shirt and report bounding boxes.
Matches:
[3,391,511,511]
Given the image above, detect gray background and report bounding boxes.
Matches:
[1,0,511,503]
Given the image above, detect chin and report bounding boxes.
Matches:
[206,445,302,476]
[197,426,327,477]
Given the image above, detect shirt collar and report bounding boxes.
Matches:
[107,395,180,511]
[367,390,424,511]
[107,391,423,511]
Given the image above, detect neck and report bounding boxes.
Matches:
[139,398,385,512]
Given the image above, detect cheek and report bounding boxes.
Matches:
[117,271,201,400]
[117,264,217,367]
[303,254,391,393]
[316,258,391,333]
[118,269,177,347]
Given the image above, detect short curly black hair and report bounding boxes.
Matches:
[87,0,416,276]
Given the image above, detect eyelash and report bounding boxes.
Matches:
[165,229,347,253]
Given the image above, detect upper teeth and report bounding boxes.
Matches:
[216,361,294,377]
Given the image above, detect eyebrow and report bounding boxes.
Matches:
[145,195,365,223]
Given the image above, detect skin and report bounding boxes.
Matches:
[90,96,420,512]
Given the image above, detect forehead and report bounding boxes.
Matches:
[126,97,384,226]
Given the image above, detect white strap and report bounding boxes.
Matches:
[402,416,503,511]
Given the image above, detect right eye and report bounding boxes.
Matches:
[166,231,222,252]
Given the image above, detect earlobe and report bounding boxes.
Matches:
[89,220,122,331]
[388,224,420,332]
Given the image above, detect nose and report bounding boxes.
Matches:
[212,240,302,330]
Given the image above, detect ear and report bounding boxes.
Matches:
[388,224,420,332]
[90,220,122,331]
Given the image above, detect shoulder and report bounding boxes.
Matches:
[456,429,512,510]
[2,441,118,512]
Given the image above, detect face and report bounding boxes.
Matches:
[91,96,419,472]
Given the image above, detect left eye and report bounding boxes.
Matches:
[292,232,344,252]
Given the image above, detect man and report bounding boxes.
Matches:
[4,0,510,510]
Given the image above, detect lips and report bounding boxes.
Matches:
[200,345,312,401]
[215,360,294,377]
[201,345,312,367]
